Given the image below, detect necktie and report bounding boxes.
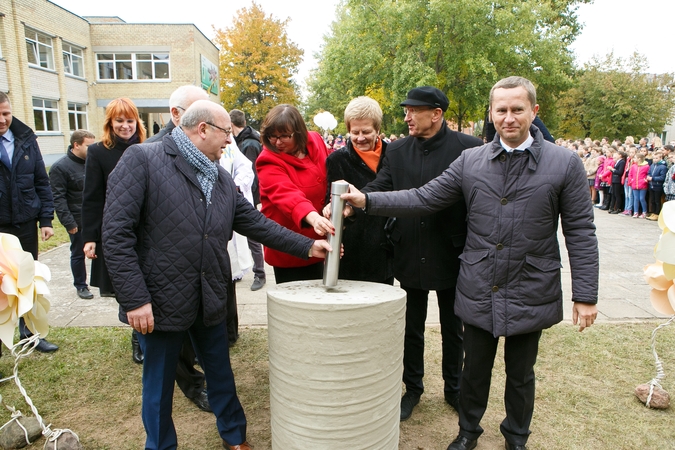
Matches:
[0,137,11,169]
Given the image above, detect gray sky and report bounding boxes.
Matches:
[52,0,674,85]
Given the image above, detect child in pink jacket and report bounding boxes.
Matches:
[628,153,649,218]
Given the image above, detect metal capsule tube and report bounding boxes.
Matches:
[322,181,349,287]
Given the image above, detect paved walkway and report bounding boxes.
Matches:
[40,208,668,329]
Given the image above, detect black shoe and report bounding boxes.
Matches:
[400,391,420,421]
[505,440,527,450]
[100,291,116,298]
[131,332,143,364]
[34,338,59,353]
[447,435,478,450]
[609,209,620,214]
[250,275,266,291]
[190,390,212,412]
[444,391,460,412]
[77,287,94,299]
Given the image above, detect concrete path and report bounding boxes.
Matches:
[39,208,668,329]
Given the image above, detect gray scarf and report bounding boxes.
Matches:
[172,126,218,203]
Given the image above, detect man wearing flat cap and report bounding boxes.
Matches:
[360,86,483,421]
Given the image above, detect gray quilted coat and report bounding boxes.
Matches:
[102,136,313,331]
[367,126,598,337]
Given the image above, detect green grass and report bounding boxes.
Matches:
[38,216,70,253]
[0,323,673,449]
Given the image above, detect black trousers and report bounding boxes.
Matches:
[401,286,463,397]
[273,262,323,284]
[458,324,542,446]
[175,334,206,400]
[649,188,663,215]
[611,182,625,211]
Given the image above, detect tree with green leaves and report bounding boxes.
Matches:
[555,52,675,140]
[214,2,303,128]
[305,0,588,133]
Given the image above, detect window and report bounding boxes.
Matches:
[68,103,87,131]
[96,52,170,81]
[33,99,59,132]
[25,28,54,70]
[63,43,84,78]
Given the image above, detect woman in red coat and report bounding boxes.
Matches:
[256,104,334,283]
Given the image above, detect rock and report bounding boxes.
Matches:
[635,383,671,409]
[43,431,83,450]
[0,416,42,449]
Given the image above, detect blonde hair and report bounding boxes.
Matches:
[344,96,382,132]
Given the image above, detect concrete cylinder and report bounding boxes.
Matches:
[267,280,406,449]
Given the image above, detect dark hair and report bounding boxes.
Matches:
[230,109,246,128]
[260,104,308,153]
[70,129,95,146]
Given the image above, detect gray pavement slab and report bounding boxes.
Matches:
[38,207,669,330]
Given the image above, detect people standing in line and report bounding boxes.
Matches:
[342,76,598,450]
[646,151,668,221]
[0,92,58,353]
[229,109,266,291]
[323,96,394,284]
[103,100,332,450]
[256,104,334,284]
[608,150,627,214]
[82,97,146,364]
[146,84,216,413]
[360,86,483,421]
[49,129,96,300]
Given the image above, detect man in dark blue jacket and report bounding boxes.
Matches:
[0,92,58,353]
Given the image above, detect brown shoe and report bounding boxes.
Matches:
[223,441,252,450]
[647,214,659,221]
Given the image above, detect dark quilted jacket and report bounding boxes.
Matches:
[367,126,598,337]
[102,135,313,331]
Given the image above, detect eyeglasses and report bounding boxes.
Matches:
[268,132,295,143]
[403,107,433,117]
[175,106,186,112]
[206,122,233,136]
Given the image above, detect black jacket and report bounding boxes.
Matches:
[611,158,626,185]
[0,117,53,227]
[103,135,314,330]
[235,126,262,204]
[362,125,483,290]
[49,148,85,231]
[325,139,393,283]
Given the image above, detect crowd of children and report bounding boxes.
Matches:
[561,136,675,220]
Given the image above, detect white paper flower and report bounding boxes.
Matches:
[0,233,51,347]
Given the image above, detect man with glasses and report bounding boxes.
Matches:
[360,86,483,421]
[145,84,214,415]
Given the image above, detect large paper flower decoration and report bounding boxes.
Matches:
[0,233,51,347]
[644,201,675,314]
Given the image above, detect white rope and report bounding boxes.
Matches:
[645,316,674,408]
[3,334,80,449]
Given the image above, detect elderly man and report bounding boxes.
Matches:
[343,76,598,450]
[103,100,332,450]
[0,92,58,353]
[360,86,482,421]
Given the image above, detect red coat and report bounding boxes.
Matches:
[256,131,328,268]
[628,162,649,190]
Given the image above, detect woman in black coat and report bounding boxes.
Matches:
[82,98,146,361]
[324,96,393,284]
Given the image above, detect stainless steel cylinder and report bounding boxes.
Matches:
[323,181,349,287]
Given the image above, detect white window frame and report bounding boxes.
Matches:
[33,98,60,132]
[63,43,85,78]
[67,102,87,131]
[96,52,170,81]
[25,28,55,70]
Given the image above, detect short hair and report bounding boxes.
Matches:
[343,96,382,132]
[70,129,95,146]
[180,103,217,129]
[635,153,645,162]
[229,109,246,128]
[489,76,536,107]
[102,98,146,149]
[664,144,674,152]
[169,85,208,110]
[0,92,9,105]
[625,136,635,145]
[260,104,308,152]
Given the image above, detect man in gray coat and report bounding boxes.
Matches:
[103,100,332,450]
[343,76,598,450]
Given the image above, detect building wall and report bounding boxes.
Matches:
[0,0,219,160]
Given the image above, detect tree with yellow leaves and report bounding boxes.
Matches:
[214,2,303,128]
